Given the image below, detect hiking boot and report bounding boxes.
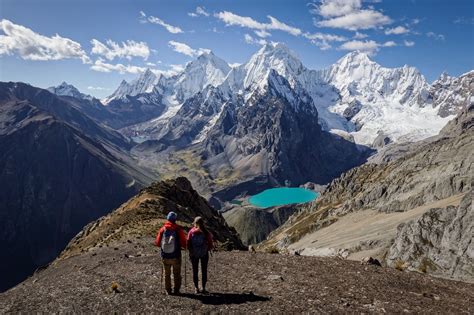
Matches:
[165,290,172,295]
[201,288,209,294]
[194,287,201,294]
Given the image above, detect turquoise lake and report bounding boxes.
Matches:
[248,187,319,208]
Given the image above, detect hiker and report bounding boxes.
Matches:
[187,216,214,294]
[155,211,187,295]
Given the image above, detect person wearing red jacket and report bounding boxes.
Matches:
[155,211,187,295]
[187,216,214,294]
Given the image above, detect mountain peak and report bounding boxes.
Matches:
[47,82,93,101]
[337,50,373,66]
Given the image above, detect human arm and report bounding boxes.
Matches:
[207,231,214,251]
[179,227,187,249]
[154,227,164,246]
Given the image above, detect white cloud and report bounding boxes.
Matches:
[404,40,415,47]
[215,11,301,36]
[426,32,445,41]
[311,0,392,30]
[168,40,210,57]
[90,39,149,61]
[140,11,183,34]
[304,32,346,50]
[385,26,409,35]
[382,40,396,47]
[453,17,474,25]
[311,0,362,18]
[229,62,241,68]
[0,19,90,63]
[339,38,400,55]
[339,39,379,54]
[189,7,210,17]
[354,31,368,39]
[317,10,391,30]
[244,34,267,46]
[255,30,271,38]
[90,58,147,74]
[87,86,110,91]
[196,7,210,16]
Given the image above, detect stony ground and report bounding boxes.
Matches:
[1,238,473,313]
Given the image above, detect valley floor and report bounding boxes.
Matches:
[1,239,473,313]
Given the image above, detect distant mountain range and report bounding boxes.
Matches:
[0,82,154,291]
[90,43,471,146]
[43,42,473,197]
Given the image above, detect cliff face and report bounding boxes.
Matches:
[387,191,473,281]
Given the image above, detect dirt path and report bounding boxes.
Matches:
[1,238,473,313]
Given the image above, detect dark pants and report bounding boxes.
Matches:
[190,253,209,289]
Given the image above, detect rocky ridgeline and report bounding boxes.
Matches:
[259,104,473,281]
[59,177,244,260]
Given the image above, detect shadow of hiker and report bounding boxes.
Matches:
[180,292,271,305]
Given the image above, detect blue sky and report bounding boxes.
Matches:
[1,0,473,98]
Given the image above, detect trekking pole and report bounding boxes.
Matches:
[184,250,187,290]
[160,258,163,293]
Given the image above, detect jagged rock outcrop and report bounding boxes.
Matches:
[387,191,473,281]
[259,104,473,281]
[60,177,245,260]
[429,71,473,118]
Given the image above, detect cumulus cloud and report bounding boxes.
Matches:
[189,6,210,17]
[90,39,150,61]
[382,40,396,47]
[215,11,301,36]
[244,34,267,46]
[404,40,415,47]
[385,26,409,35]
[311,0,392,30]
[90,58,147,74]
[426,32,445,41]
[339,39,397,55]
[168,40,210,57]
[311,0,362,17]
[353,31,368,39]
[140,11,183,34]
[304,32,346,50]
[0,19,90,63]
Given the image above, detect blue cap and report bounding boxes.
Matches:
[167,211,177,223]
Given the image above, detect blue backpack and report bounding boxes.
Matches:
[160,229,180,259]
[191,231,208,258]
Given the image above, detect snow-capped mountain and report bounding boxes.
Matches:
[166,51,231,103]
[109,42,470,147]
[47,82,94,101]
[430,70,474,118]
[314,51,454,144]
[117,51,232,138]
[103,69,160,104]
